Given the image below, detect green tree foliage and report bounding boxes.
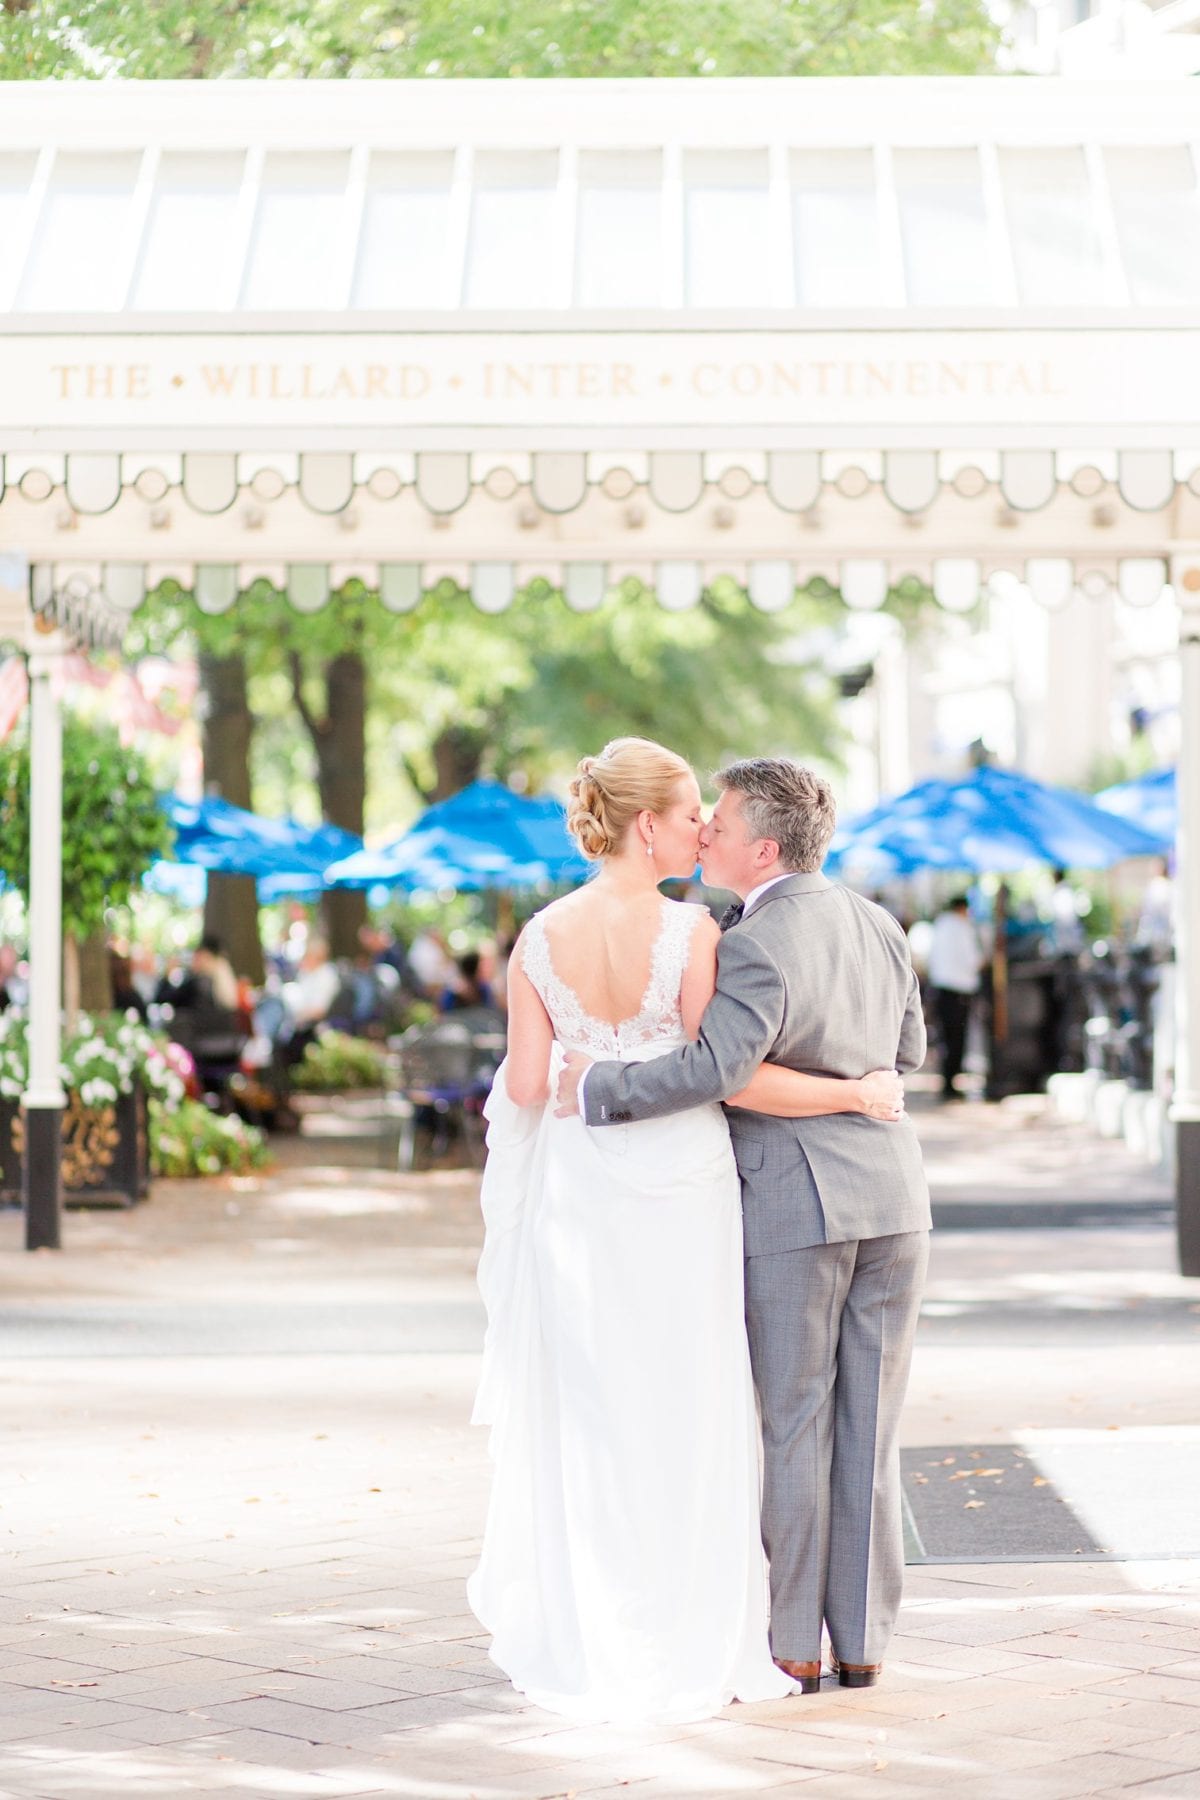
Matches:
[0,0,1001,80]
[133,573,843,820]
[0,713,171,940]
[385,577,843,803]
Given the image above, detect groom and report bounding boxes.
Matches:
[557,758,931,1693]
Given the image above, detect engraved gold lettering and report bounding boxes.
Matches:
[200,364,240,397]
[85,365,115,400]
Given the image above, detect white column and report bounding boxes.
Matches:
[1170,553,1200,1274]
[22,615,66,1252]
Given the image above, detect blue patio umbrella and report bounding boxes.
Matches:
[325,824,546,893]
[325,778,588,892]
[154,795,363,895]
[827,766,1167,877]
[1094,767,1176,845]
[144,861,330,905]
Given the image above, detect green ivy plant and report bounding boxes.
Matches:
[0,712,172,941]
[0,711,174,1022]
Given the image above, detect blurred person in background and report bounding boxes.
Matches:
[928,895,984,1102]
[129,940,160,1008]
[109,949,148,1020]
[439,949,494,1014]
[1045,867,1087,956]
[193,936,240,1011]
[408,925,455,999]
[1137,856,1175,957]
[282,937,340,1030]
[364,922,413,989]
[154,934,238,1013]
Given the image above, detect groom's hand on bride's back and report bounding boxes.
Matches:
[858,1069,906,1121]
[555,1050,594,1117]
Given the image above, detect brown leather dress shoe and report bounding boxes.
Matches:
[829,1651,881,1688]
[774,1657,822,1695]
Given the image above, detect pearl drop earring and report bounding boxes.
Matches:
[646,839,654,857]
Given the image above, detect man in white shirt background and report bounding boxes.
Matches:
[927,895,984,1102]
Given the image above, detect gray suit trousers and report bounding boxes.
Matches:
[744,1229,929,1665]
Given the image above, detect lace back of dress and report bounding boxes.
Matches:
[522,901,702,1058]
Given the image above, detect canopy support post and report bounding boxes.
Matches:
[1171,554,1200,1275]
[23,612,66,1252]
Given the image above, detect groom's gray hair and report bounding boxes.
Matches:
[715,758,837,873]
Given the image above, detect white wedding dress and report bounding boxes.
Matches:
[467,897,793,1723]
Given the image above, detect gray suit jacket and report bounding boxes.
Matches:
[583,874,932,1254]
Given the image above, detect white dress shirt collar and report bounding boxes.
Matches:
[742,872,793,917]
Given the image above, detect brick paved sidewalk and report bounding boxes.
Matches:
[0,1093,1198,1799]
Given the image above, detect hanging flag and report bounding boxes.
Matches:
[0,656,28,741]
[116,669,181,740]
[61,652,113,690]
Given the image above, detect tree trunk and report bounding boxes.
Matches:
[290,648,367,961]
[78,931,112,1015]
[62,935,80,1035]
[431,725,485,801]
[198,651,264,984]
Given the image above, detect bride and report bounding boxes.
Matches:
[468,737,904,1724]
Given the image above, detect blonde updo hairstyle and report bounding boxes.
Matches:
[567,737,694,862]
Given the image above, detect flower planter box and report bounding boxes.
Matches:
[0,1084,149,1208]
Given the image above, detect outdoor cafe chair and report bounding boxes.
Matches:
[387,1008,506,1170]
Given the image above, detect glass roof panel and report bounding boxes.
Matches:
[465,151,558,308]
[1000,147,1103,306]
[576,151,662,308]
[132,152,244,311]
[353,151,453,309]
[791,149,880,308]
[894,149,993,305]
[684,150,770,308]
[1105,146,1200,306]
[241,152,350,311]
[0,154,35,280]
[17,152,139,312]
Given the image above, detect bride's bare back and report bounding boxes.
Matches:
[537,888,685,1028]
[504,889,720,1106]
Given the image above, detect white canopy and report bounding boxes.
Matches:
[1,74,1198,612]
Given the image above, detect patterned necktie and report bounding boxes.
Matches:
[718,901,745,932]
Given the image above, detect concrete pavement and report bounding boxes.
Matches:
[0,1088,1198,1798]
